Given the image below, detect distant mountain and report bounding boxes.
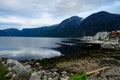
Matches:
[53,16,83,37]
[0,28,20,36]
[0,11,120,37]
[80,11,120,36]
[0,16,83,37]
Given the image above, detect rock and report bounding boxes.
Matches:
[1,57,7,64]
[61,71,67,74]
[15,69,30,80]
[11,73,16,80]
[35,62,40,67]
[37,70,44,78]
[7,59,18,68]
[51,69,58,72]
[52,72,61,80]
[24,65,31,71]
[61,71,70,80]
[61,77,70,80]
[30,71,40,80]
[5,72,13,78]
[104,66,120,80]
[42,75,48,80]
[66,76,70,80]
[2,61,5,64]
[47,72,52,75]
[12,62,26,73]
[8,67,12,71]
[42,70,45,74]
[48,77,53,80]
[61,71,67,77]
[7,59,24,73]
[53,75,61,80]
[52,72,58,76]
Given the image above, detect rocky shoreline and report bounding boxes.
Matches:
[0,50,120,80]
[0,57,72,80]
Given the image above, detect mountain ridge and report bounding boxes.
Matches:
[0,16,83,37]
[80,11,120,35]
[0,11,120,37]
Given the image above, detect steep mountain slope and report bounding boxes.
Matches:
[80,11,120,36]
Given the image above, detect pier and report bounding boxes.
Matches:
[56,42,76,46]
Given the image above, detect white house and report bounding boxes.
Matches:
[94,32,108,41]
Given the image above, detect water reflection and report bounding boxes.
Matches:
[0,37,67,60]
[0,48,61,60]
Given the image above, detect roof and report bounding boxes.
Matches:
[109,31,120,37]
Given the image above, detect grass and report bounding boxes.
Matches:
[70,72,90,80]
[0,65,10,80]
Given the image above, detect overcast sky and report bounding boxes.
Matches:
[0,0,120,29]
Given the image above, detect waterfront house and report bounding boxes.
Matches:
[94,32,108,41]
[101,31,120,49]
[80,31,120,50]
[107,31,120,43]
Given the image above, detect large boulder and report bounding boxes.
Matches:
[7,59,27,73]
[15,69,30,80]
[30,71,40,80]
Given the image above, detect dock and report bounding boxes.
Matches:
[56,42,76,46]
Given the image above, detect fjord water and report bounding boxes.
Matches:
[0,37,67,60]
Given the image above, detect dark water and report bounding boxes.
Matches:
[0,37,68,60]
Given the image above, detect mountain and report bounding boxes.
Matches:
[53,16,83,37]
[0,11,120,37]
[0,16,83,37]
[0,28,21,36]
[80,11,120,36]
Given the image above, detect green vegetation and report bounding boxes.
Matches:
[98,37,103,41]
[0,65,10,80]
[70,72,89,80]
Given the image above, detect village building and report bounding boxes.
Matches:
[80,31,120,50]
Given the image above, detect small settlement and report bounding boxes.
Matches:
[57,31,120,50]
[80,31,120,50]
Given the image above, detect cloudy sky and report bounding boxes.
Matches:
[0,0,120,29]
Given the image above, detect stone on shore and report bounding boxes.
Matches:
[30,71,40,80]
[15,69,30,80]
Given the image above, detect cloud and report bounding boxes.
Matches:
[53,0,120,18]
[0,48,61,60]
[77,0,120,18]
[0,0,120,29]
[0,16,61,29]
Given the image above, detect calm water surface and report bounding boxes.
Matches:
[0,37,68,60]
